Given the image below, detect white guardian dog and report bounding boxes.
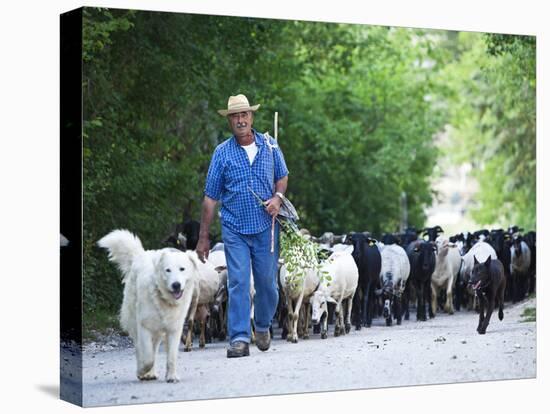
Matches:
[98,229,202,383]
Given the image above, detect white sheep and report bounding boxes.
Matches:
[279,264,319,343]
[460,241,497,310]
[378,244,410,326]
[431,236,462,315]
[182,251,220,351]
[331,243,354,254]
[310,251,359,338]
[461,241,497,283]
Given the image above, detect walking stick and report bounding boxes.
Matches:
[271,112,278,253]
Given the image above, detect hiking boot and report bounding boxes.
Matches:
[255,331,271,352]
[227,341,250,358]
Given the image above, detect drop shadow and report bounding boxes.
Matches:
[36,384,59,399]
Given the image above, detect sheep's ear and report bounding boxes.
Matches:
[326,296,338,304]
[474,256,479,265]
[484,256,491,266]
[186,250,202,270]
[214,265,227,273]
[177,232,187,249]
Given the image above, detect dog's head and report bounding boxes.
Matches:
[156,248,197,301]
[469,255,492,291]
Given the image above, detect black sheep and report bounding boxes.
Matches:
[462,232,476,254]
[404,240,436,321]
[510,237,531,302]
[524,231,536,295]
[422,225,444,242]
[164,218,202,251]
[488,229,512,301]
[398,227,421,246]
[179,219,200,250]
[381,233,400,245]
[473,229,490,241]
[347,233,382,330]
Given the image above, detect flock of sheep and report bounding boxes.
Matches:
[167,223,536,349]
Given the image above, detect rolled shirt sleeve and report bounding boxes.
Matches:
[204,146,224,201]
[273,145,289,182]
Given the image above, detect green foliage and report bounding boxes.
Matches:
[82,8,134,62]
[520,306,536,323]
[279,220,330,292]
[485,33,536,57]
[438,32,536,229]
[281,27,444,235]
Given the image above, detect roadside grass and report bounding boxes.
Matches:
[83,308,121,342]
[521,306,536,323]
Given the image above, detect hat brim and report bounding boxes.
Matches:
[218,104,260,116]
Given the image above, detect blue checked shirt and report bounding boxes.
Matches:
[204,129,289,235]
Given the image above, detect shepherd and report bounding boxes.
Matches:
[196,94,289,358]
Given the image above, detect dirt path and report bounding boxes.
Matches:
[77,298,536,407]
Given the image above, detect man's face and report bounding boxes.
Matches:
[228,111,253,138]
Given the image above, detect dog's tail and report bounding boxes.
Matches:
[97,229,144,283]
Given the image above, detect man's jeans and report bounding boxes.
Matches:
[222,222,280,344]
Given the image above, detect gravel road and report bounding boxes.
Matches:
[77,297,536,407]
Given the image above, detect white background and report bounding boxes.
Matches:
[0,0,547,412]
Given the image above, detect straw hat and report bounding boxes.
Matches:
[218,94,260,116]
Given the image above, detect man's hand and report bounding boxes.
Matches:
[264,196,282,217]
[196,236,210,263]
[196,196,217,263]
